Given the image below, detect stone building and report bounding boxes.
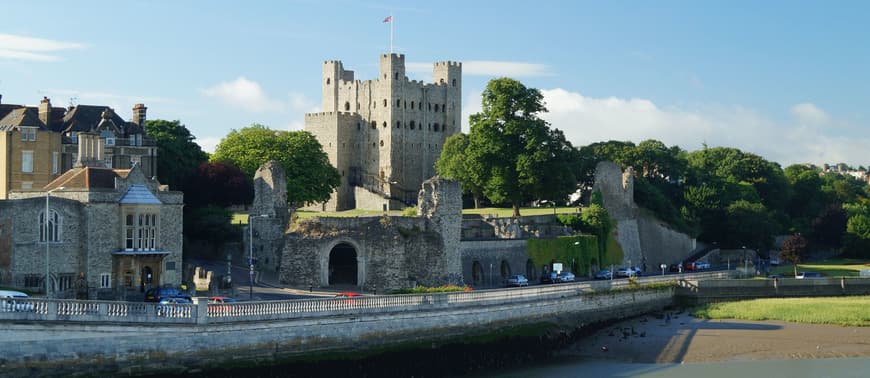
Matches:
[0,163,183,299]
[0,95,157,200]
[304,54,462,211]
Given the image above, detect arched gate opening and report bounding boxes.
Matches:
[328,243,358,286]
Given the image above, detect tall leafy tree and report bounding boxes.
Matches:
[464,78,575,217]
[436,133,485,208]
[144,119,208,190]
[183,162,253,207]
[211,124,340,207]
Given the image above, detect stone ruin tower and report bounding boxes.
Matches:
[247,160,288,273]
[418,176,463,283]
[305,53,462,211]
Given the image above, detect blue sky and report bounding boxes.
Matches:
[1,1,868,167]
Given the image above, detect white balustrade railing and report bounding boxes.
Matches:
[1,271,734,325]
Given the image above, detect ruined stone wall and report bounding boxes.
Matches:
[459,239,529,286]
[593,161,696,272]
[460,214,572,240]
[249,161,290,272]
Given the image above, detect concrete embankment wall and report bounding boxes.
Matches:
[677,277,870,305]
[0,288,673,377]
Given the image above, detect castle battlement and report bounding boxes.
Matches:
[304,111,359,119]
[434,61,461,67]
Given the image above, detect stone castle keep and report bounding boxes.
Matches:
[305,53,462,211]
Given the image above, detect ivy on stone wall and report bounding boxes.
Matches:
[527,234,624,277]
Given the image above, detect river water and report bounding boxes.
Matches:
[476,357,870,378]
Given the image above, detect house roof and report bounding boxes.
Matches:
[62,105,143,135]
[0,107,49,131]
[119,184,161,204]
[44,166,131,190]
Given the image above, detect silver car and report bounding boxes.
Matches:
[504,275,529,287]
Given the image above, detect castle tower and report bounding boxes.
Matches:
[305,53,462,211]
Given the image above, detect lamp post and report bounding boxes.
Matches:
[249,214,269,300]
[742,246,747,274]
[45,187,65,297]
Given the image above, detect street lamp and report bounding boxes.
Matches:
[742,246,747,274]
[45,187,65,297]
[248,214,269,299]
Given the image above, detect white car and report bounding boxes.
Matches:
[0,290,34,312]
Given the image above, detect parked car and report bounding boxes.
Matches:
[334,291,361,298]
[594,269,613,280]
[795,272,824,279]
[505,275,530,287]
[616,267,641,278]
[694,261,711,270]
[144,287,191,303]
[557,271,576,283]
[156,297,193,317]
[0,290,33,312]
[540,272,559,284]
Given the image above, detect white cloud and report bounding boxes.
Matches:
[45,88,171,107]
[201,77,284,112]
[790,102,829,124]
[196,136,222,154]
[0,34,84,62]
[466,87,869,167]
[407,60,552,78]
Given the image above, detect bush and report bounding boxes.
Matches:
[401,207,418,217]
[391,284,472,294]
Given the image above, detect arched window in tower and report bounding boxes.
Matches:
[410,121,415,130]
[382,122,387,128]
[452,79,456,87]
[40,209,62,242]
[371,121,377,129]
[434,104,440,112]
[411,101,415,109]
[433,123,439,132]
[440,78,445,84]
[383,99,387,107]
[442,103,446,112]
[380,140,384,147]
[394,72,399,80]
[344,102,350,111]
[396,121,401,129]
[396,99,401,107]
[428,103,431,111]
[326,78,331,85]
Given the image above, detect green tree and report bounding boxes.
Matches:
[780,234,809,277]
[464,78,576,217]
[144,120,208,190]
[724,200,775,251]
[211,124,340,207]
[436,133,484,208]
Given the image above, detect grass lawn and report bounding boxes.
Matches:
[692,296,870,326]
[234,206,580,223]
[770,258,870,277]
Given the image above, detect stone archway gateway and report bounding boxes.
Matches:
[328,243,358,286]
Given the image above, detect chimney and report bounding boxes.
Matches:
[132,103,147,127]
[39,97,52,127]
[74,132,105,168]
[0,94,3,104]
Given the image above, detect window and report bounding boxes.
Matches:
[166,261,176,271]
[434,123,439,132]
[326,78,331,85]
[105,137,115,146]
[40,209,61,242]
[70,132,78,143]
[52,152,59,174]
[380,140,384,147]
[21,151,33,173]
[410,121,415,130]
[344,102,350,111]
[24,275,41,288]
[411,101,415,108]
[371,121,376,129]
[396,121,401,128]
[383,99,387,107]
[443,103,447,112]
[452,79,457,87]
[394,72,399,80]
[100,273,111,289]
[382,122,387,128]
[58,274,74,291]
[125,212,158,251]
[357,123,361,130]
[21,127,36,141]
[435,104,440,112]
[104,156,113,168]
[396,99,401,107]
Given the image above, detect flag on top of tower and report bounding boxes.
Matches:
[383,15,392,23]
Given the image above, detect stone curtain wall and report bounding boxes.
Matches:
[460,214,572,240]
[459,239,529,285]
[594,161,696,272]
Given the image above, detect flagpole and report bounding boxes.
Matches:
[390,13,394,54]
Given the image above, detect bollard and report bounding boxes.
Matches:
[309,285,313,293]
